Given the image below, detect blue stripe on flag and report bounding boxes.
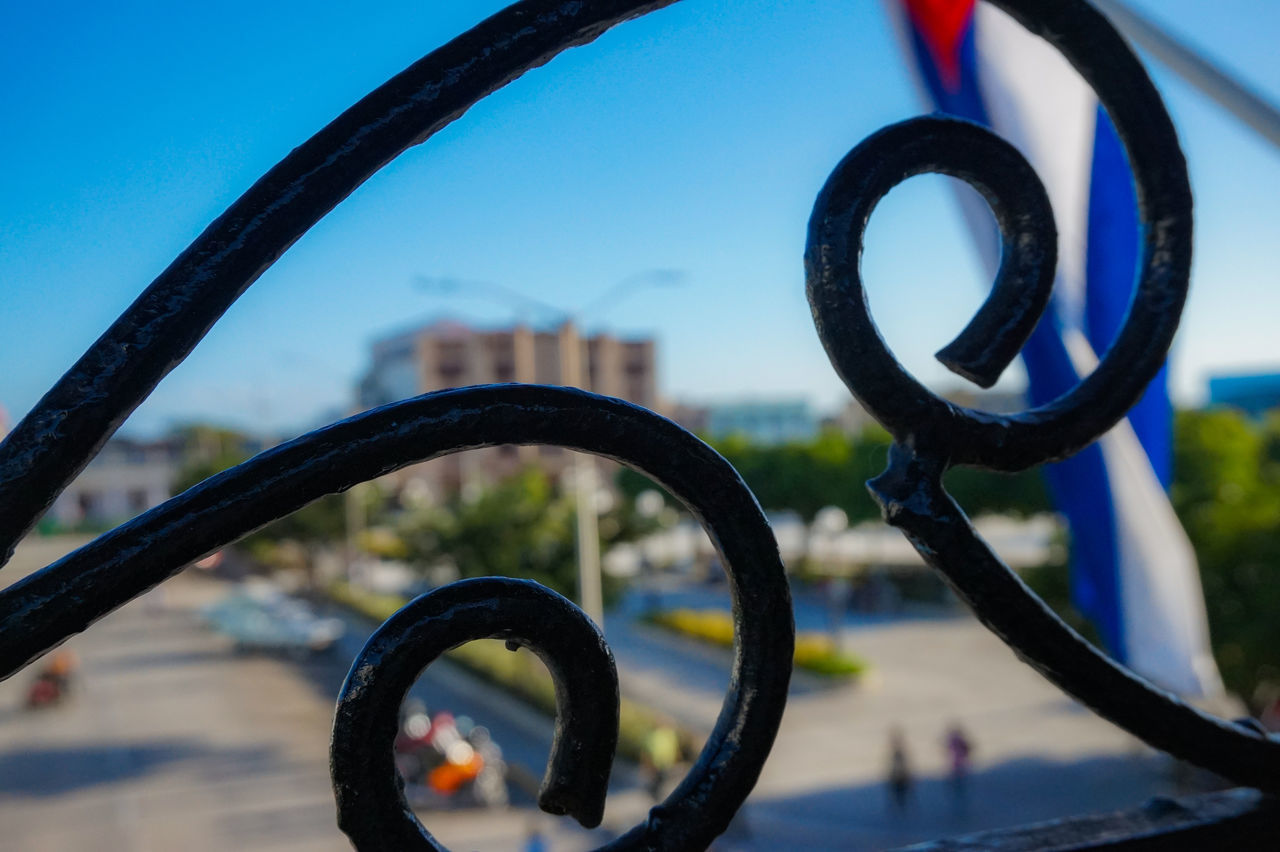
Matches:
[1085,107,1173,488]
[907,18,990,125]
[903,11,1131,658]
[1021,312,1127,659]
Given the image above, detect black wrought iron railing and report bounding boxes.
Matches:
[1,1,1276,849]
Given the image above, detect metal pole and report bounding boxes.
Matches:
[1093,0,1280,151]
[574,453,604,629]
[344,482,364,581]
[415,273,682,631]
[560,320,605,630]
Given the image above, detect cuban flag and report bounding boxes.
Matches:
[891,0,1222,698]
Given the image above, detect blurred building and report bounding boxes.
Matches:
[1207,370,1280,418]
[821,389,1024,439]
[826,398,876,437]
[664,402,710,436]
[703,399,817,445]
[48,437,182,528]
[943,386,1026,414]
[357,318,658,498]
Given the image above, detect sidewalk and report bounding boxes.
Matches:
[0,537,642,852]
[2,537,1179,850]
[605,582,1177,849]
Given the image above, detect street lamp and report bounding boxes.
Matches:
[414,270,685,631]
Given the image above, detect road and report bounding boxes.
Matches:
[0,537,1191,850]
[606,578,1188,849]
[0,537,649,852]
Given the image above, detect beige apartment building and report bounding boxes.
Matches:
[357,319,657,499]
[47,437,182,529]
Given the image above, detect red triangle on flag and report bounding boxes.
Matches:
[903,0,975,92]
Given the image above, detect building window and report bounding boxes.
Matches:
[437,341,466,384]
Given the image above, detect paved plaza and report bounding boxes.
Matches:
[0,538,1181,850]
[608,583,1179,849]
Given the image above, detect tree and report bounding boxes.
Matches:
[1171,409,1280,704]
[397,467,656,607]
[618,426,1050,523]
[173,424,346,547]
[172,424,256,494]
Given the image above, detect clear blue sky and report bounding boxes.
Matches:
[3,1,1279,437]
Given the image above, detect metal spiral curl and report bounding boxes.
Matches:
[332,578,623,843]
[806,0,1280,792]
[0,0,1272,849]
[808,0,1194,475]
[0,2,797,848]
[0,385,794,849]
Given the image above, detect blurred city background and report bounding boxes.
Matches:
[3,1,1280,850]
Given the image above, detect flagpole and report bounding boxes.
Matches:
[1092,0,1280,151]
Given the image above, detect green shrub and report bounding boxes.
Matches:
[327,581,694,761]
[646,608,870,678]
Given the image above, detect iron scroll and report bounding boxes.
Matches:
[0,1,1274,849]
[805,0,1280,794]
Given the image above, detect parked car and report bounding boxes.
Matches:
[203,583,344,656]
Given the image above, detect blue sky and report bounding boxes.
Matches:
[3,1,1279,437]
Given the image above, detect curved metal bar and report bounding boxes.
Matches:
[807,115,1057,399]
[868,442,1280,792]
[332,578,620,848]
[0,384,793,850]
[0,0,1261,847]
[804,0,1280,805]
[808,0,1191,472]
[0,0,680,566]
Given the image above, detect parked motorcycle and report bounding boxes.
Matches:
[394,700,508,809]
[25,650,77,709]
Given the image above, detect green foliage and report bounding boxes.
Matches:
[622,426,1050,523]
[172,424,256,494]
[328,581,694,762]
[942,465,1052,518]
[715,428,888,523]
[865,406,1280,707]
[399,468,576,593]
[616,465,674,506]
[173,423,345,544]
[1171,409,1280,704]
[397,467,656,606]
[643,608,871,678]
[264,492,347,542]
[1019,558,1101,649]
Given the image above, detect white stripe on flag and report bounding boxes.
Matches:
[1062,333,1223,698]
[887,0,1224,699]
[973,3,1097,331]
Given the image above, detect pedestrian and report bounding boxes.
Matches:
[642,723,680,801]
[886,726,913,813]
[826,576,852,640]
[945,722,973,806]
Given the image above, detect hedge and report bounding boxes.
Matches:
[327,581,697,763]
[644,608,871,678]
